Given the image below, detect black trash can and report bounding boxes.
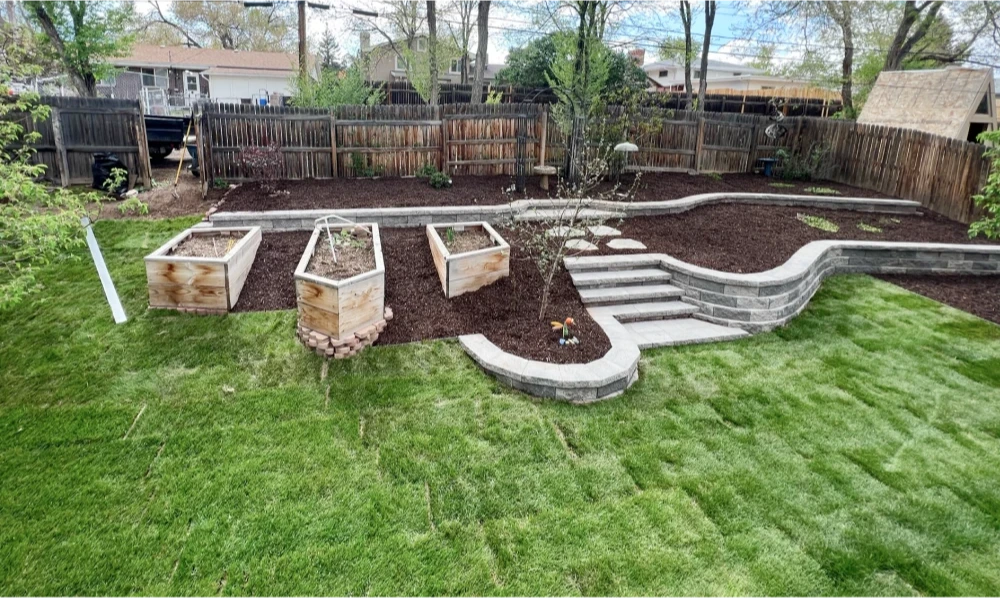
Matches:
[92,153,129,196]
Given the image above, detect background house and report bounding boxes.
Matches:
[643,58,816,93]
[858,67,996,142]
[103,45,309,112]
[359,33,503,84]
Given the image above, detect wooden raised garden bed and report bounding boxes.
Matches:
[145,226,262,314]
[427,222,510,298]
[294,223,389,358]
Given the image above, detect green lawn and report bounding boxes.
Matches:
[2,218,1000,595]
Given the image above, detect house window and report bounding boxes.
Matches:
[416,38,427,51]
[185,72,199,93]
[449,59,461,74]
[395,54,407,70]
[138,67,156,87]
[976,92,991,115]
[658,70,669,78]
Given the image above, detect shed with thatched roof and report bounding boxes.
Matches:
[858,67,996,143]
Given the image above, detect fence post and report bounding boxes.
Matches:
[439,105,449,173]
[329,111,339,178]
[134,98,152,189]
[50,107,70,187]
[694,117,705,172]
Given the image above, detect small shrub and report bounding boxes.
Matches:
[857,222,882,233]
[415,163,438,179]
[485,86,503,105]
[704,172,722,182]
[429,171,452,189]
[804,186,840,195]
[769,182,796,189]
[970,129,1000,239]
[350,153,382,178]
[117,197,149,216]
[776,142,832,181]
[102,167,129,198]
[797,213,839,233]
[212,177,228,189]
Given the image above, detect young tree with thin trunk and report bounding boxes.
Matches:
[446,1,475,84]
[427,1,439,105]
[680,1,694,109]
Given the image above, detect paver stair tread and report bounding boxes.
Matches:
[578,284,684,305]
[571,268,672,288]
[590,300,699,322]
[623,318,750,349]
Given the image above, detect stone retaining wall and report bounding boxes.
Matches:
[208,193,921,231]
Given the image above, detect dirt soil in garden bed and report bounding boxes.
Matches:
[307,238,375,280]
[212,173,891,212]
[878,275,1000,326]
[235,230,610,364]
[170,231,245,258]
[598,204,991,273]
[442,226,495,254]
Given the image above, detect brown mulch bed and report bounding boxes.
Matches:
[212,173,891,212]
[878,275,1000,326]
[443,226,495,253]
[234,229,610,364]
[307,239,375,279]
[231,231,311,314]
[170,231,245,258]
[597,204,989,273]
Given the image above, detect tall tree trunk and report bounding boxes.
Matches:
[427,1,439,105]
[297,0,307,75]
[697,0,716,111]
[470,0,490,103]
[838,7,854,113]
[884,0,944,71]
[680,0,693,109]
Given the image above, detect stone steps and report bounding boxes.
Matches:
[589,300,699,322]
[570,268,673,289]
[623,318,750,349]
[579,283,685,306]
[565,254,663,272]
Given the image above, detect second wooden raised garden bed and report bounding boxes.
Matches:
[145,226,262,314]
[294,223,390,358]
[427,222,510,298]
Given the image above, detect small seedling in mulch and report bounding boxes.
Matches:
[878,216,901,226]
[445,227,455,245]
[704,172,722,181]
[769,182,796,189]
[857,222,883,233]
[551,317,580,347]
[804,186,841,195]
[797,213,840,233]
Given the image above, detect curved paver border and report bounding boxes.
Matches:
[458,308,640,404]
[208,192,921,231]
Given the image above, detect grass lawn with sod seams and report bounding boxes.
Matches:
[1,218,999,595]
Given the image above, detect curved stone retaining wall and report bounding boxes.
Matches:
[208,193,921,231]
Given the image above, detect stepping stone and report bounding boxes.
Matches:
[607,238,647,250]
[545,226,585,238]
[564,239,598,252]
[587,225,621,237]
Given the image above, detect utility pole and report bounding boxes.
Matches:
[298,0,307,74]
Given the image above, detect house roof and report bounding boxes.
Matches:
[858,67,996,139]
[644,58,762,74]
[113,44,301,74]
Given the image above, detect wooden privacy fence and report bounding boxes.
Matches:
[9,96,151,188]
[199,103,988,224]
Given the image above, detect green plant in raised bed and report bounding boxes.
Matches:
[429,171,452,189]
[804,186,841,195]
[445,227,455,245]
[797,213,839,233]
[970,129,1000,239]
[769,182,796,189]
[857,222,882,233]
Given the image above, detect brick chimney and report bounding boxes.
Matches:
[628,48,645,66]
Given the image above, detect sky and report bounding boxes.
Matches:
[135,1,759,68]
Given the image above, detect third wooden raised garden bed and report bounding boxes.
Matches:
[427,222,510,298]
[294,223,390,358]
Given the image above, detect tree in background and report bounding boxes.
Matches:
[496,33,646,93]
[445,1,476,84]
[427,1,439,105]
[316,25,342,72]
[695,0,716,112]
[470,1,491,104]
[25,1,134,97]
[658,2,695,108]
[139,0,295,52]
[290,65,384,107]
